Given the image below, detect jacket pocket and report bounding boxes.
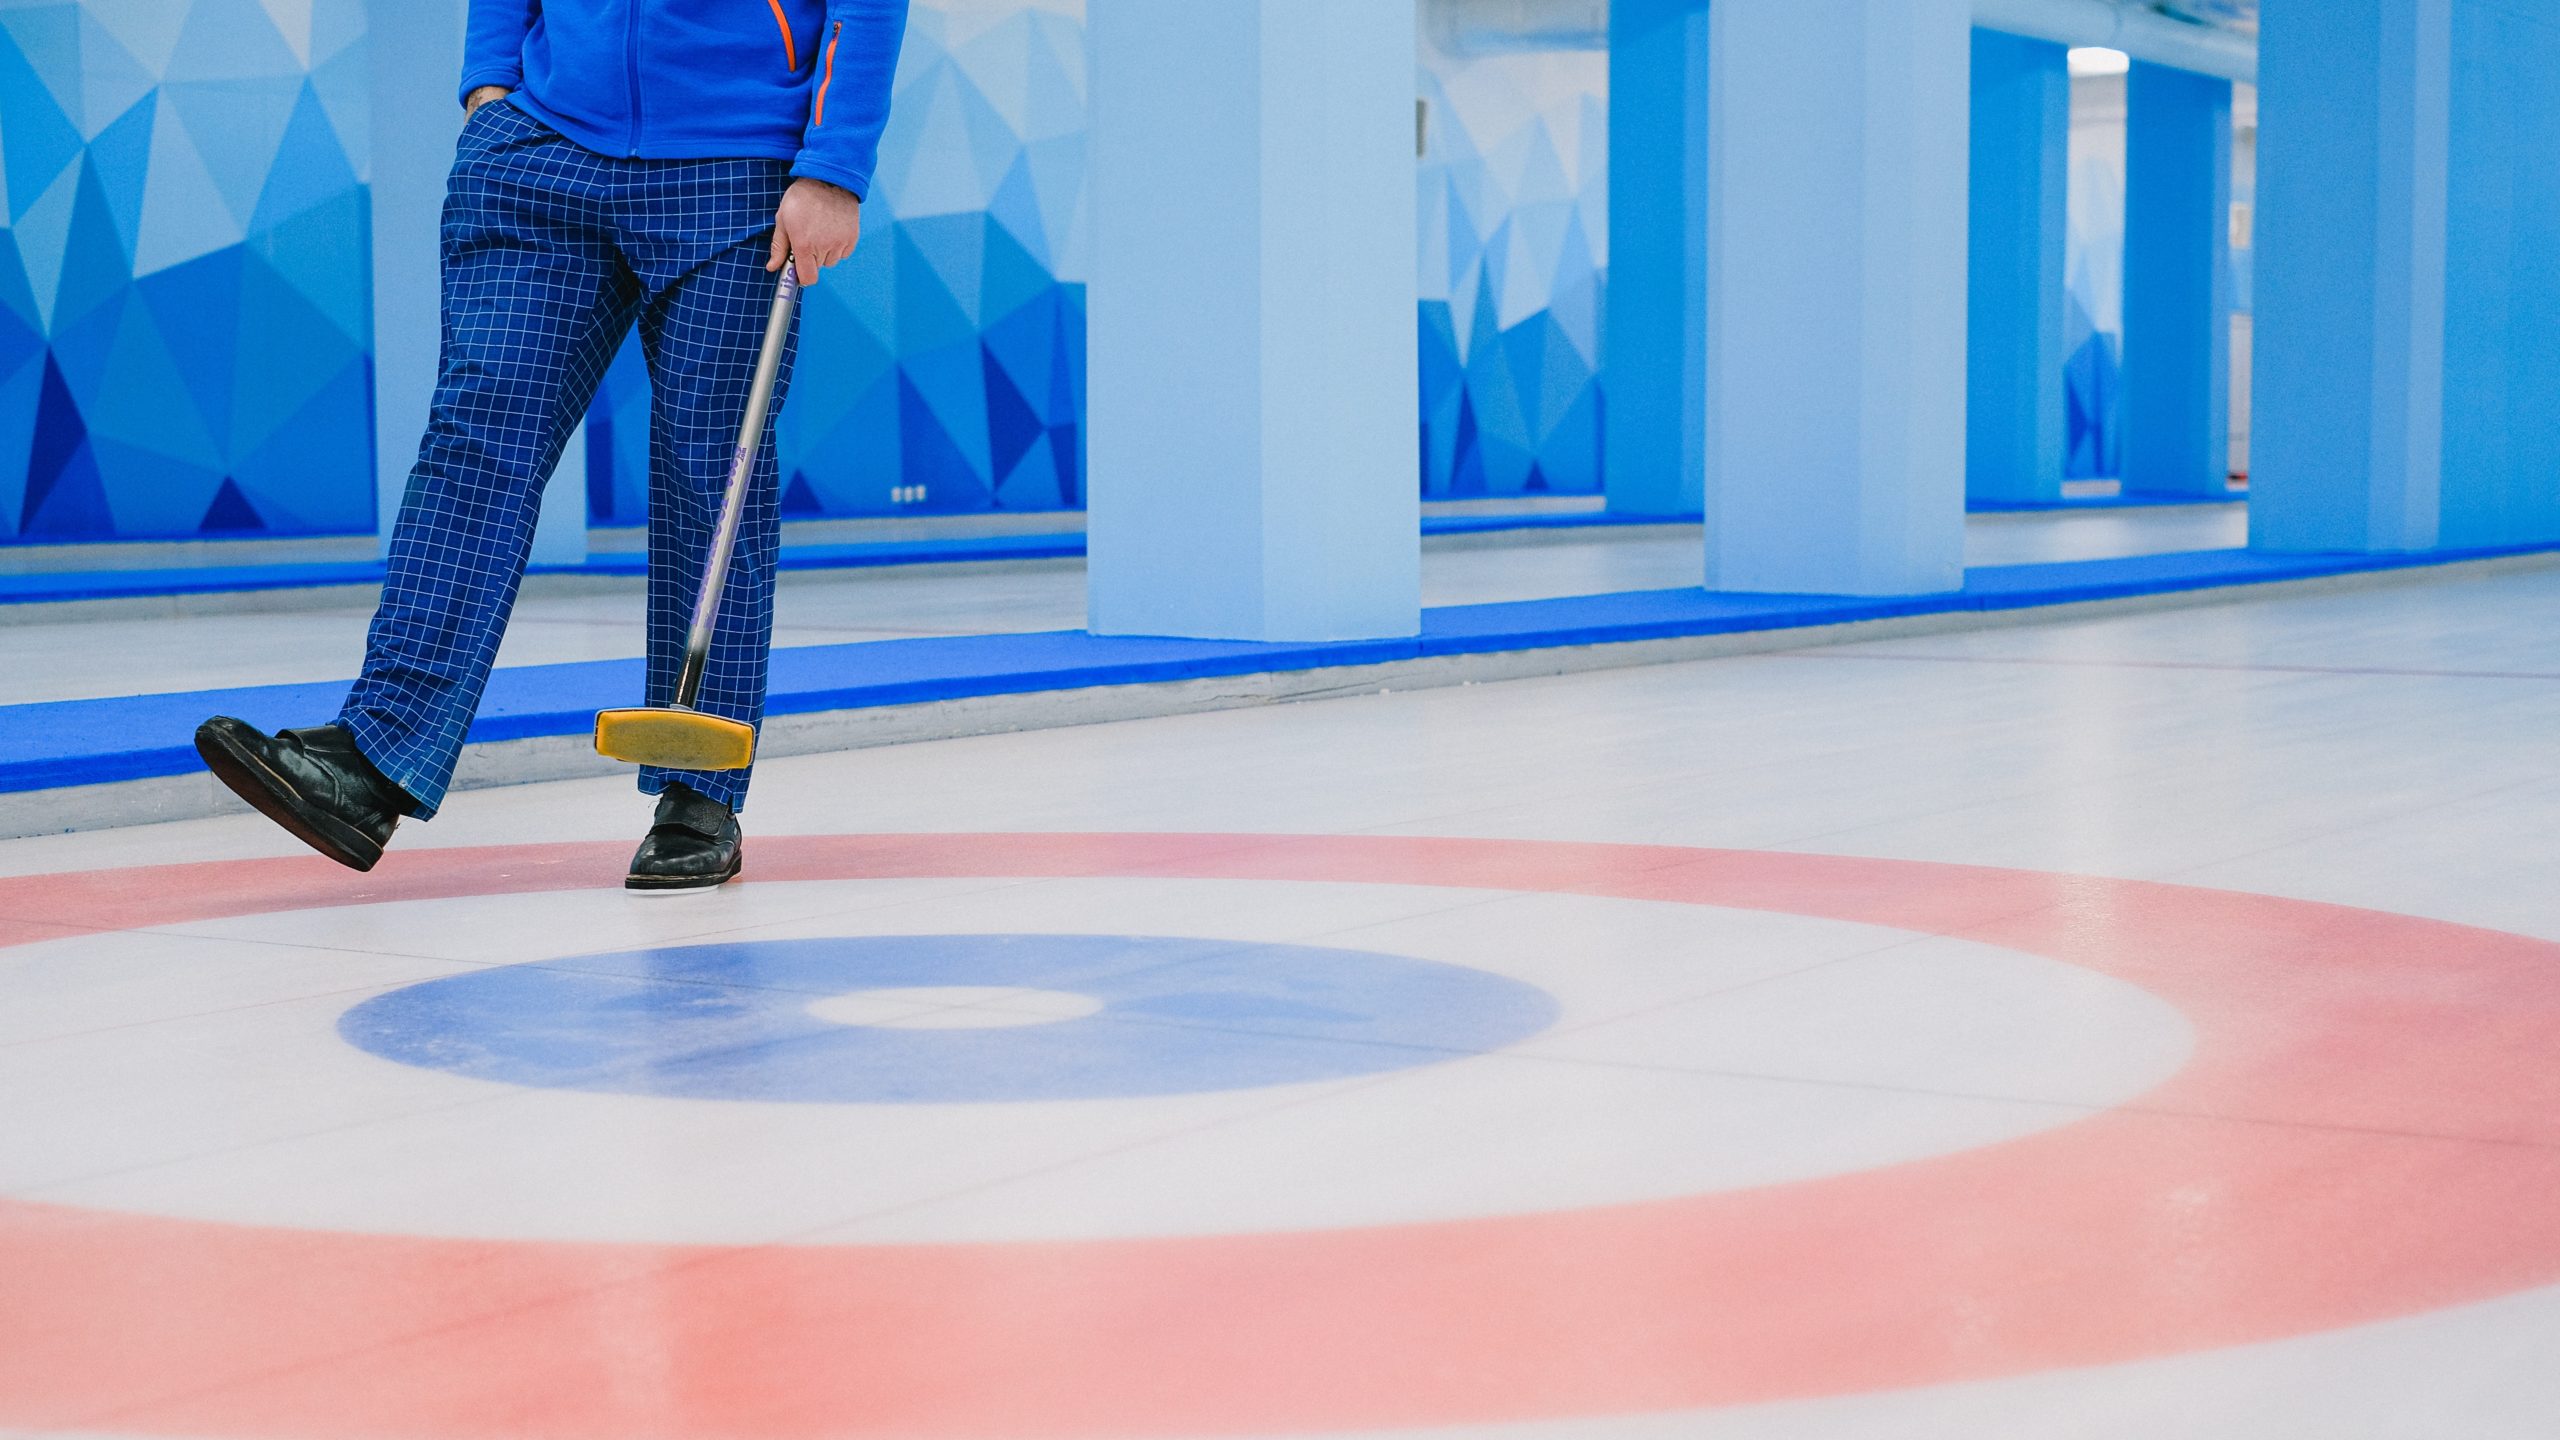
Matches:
[814,19,843,125]
[765,0,800,70]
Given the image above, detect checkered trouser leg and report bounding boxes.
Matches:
[623,192,796,813]
[339,102,794,820]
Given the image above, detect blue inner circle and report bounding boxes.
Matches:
[339,934,1561,1103]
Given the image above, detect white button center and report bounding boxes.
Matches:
[804,986,1106,1030]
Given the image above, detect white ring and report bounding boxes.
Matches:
[0,877,2191,1245]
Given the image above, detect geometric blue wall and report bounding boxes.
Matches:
[593,0,1615,523]
[2065,74,2128,481]
[0,0,1631,539]
[588,0,1089,523]
[2063,300,2126,479]
[3,0,1617,539]
[2062,65,2254,485]
[790,0,1088,518]
[0,4,2281,543]
[0,0,373,542]
[1417,20,1608,499]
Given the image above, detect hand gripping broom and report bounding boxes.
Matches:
[592,260,801,772]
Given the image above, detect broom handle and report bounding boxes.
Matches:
[674,260,801,710]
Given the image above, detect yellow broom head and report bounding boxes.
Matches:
[593,707,757,771]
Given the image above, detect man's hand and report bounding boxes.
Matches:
[770,178,863,286]
[464,85,512,116]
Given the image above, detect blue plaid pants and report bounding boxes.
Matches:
[342,100,795,819]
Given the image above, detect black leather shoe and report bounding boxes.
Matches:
[627,782,743,891]
[195,717,412,872]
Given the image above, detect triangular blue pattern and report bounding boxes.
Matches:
[249,80,360,235]
[0,349,44,535]
[1,0,374,541]
[992,432,1054,509]
[136,244,247,451]
[83,92,158,263]
[51,156,135,339]
[1450,390,1484,497]
[199,474,265,531]
[2066,331,2123,480]
[229,351,374,533]
[1419,43,1610,498]
[20,353,87,531]
[981,338,1042,485]
[894,368,989,510]
[0,32,85,228]
[1048,420,1079,508]
[0,229,43,339]
[23,440,113,535]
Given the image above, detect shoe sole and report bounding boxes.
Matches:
[195,725,385,873]
[625,850,744,892]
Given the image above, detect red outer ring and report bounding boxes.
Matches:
[4,833,2559,1438]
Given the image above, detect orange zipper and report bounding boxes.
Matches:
[766,0,798,70]
[815,20,843,126]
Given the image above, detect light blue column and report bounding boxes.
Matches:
[2120,62,2233,499]
[1604,0,1709,519]
[2254,0,2560,554]
[2252,0,2443,551]
[1703,0,1971,596]
[1966,29,2069,507]
[1085,0,1420,641]
[2431,0,2560,549]
[367,0,585,564]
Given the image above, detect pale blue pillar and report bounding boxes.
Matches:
[367,0,585,563]
[1704,0,1971,596]
[2434,1,2560,549]
[1966,29,2069,506]
[2120,62,2233,499]
[1085,0,1420,641]
[1604,0,1709,518]
[2251,0,2444,552]
[2254,0,2560,554]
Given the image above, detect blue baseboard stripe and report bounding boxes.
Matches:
[3,544,2550,795]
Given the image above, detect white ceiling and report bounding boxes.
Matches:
[1423,0,2261,60]
[2157,0,2258,33]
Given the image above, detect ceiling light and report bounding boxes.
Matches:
[2069,46,2133,77]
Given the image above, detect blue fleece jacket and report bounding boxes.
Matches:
[461,0,910,201]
